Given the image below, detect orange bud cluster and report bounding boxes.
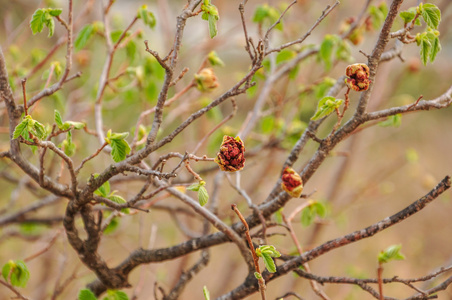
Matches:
[345,63,371,92]
[281,167,303,198]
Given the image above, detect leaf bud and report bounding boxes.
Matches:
[344,63,371,91]
[194,68,219,92]
[281,167,303,198]
[214,136,245,172]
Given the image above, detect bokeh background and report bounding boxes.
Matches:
[1,0,452,299]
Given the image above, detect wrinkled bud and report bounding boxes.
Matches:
[345,63,370,92]
[281,167,303,198]
[194,68,219,92]
[215,136,245,172]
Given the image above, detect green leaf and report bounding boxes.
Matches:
[104,290,129,300]
[430,36,441,62]
[208,14,218,39]
[203,286,210,300]
[187,180,205,192]
[2,261,13,281]
[110,139,131,162]
[259,245,281,257]
[48,8,63,17]
[311,96,343,121]
[399,9,416,24]
[276,49,296,65]
[421,3,441,30]
[108,131,129,140]
[208,51,225,67]
[74,24,94,52]
[125,40,137,63]
[379,114,402,128]
[378,244,406,264]
[137,5,156,29]
[198,185,209,206]
[104,216,119,234]
[65,121,85,130]
[94,180,111,198]
[368,5,385,30]
[319,35,335,71]
[301,206,315,227]
[419,35,431,66]
[108,195,130,214]
[78,289,98,300]
[32,121,47,139]
[46,17,55,37]
[10,260,30,288]
[261,252,277,273]
[54,110,63,128]
[30,9,45,35]
[313,202,326,218]
[13,118,30,139]
[254,272,262,279]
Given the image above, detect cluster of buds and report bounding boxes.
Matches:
[194,68,219,92]
[281,167,303,198]
[345,63,371,92]
[215,136,245,172]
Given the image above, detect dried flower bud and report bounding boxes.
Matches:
[194,68,219,92]
[344,63,370,92]
[281,167,303,198]
[214,136,245,172]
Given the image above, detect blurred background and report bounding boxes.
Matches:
[1,0,452,299]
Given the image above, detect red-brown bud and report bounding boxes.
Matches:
[214,136,245,172]
[194,68,219,92]
[281,167,303,198]
[345,63,371,92]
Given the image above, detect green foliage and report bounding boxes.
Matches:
[419,3,441,30]
[255,245,281,273]
[311,96,343,121]
[55,110,85,130]
[201,0,220,38]
[416,30,441,66]
[94,176,129,213]
[187,181,209,206]
[13,115,48,140]
[203,286,210,300]
[379,114,402,128]
[276,49,296,65]
[103,216,120,234]
[75,24,95,52]
[2,260,30,288]
[318,35,352,71]
[252,4,283,31]
[109,194,130,214]
[301,201,327,227]
[103,289,129,300]
[368,3,388,30]
[208,51,225,67]
[78,289,97,300]
[105,130,131,162]
[313,77,336,100]
[137,5,156,29]
[30,8,62,37]
[378,244,405,264]
[399,8,418,24]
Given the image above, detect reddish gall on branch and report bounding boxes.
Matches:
[344,63,371,92]
[281,167,303,198]
[214,135,245,172]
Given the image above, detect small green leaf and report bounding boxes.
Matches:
[379,114,402,128]
[110,139,131,162]
[430,36,441,62]
[208,51,225,67]
[399,9,416,24]
[378,244,406,264]
[54,110,63,128]
[13,118,30,139]
[10,260,30,288]
[74,24,94,52]
[419,36,431,66]
[276,49,296,65]
[201,2,220,39]
[78,289,98,300]
[261,252,277,273]
[94,180,111,198]
[30,9,45,35]
[259,245,281,258]
[104,290,129,300]
[319,35,339,71]
[2,261,13,281]
[313,202,326,218]
[301,206,315,227]
[208,14,218,39]
[368,5,386,30]
[49,8,63,17]
[33,121,47,139]
[254,272,262,279]
[137,5,156,29]
[198,185,209,206]
[311,96,343,121]
[203,286,210,300]
[65,121,85,130]
[187,180,205,192]
[108,195,130,214]
[104,216,119,235]
[421,3,441,30]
